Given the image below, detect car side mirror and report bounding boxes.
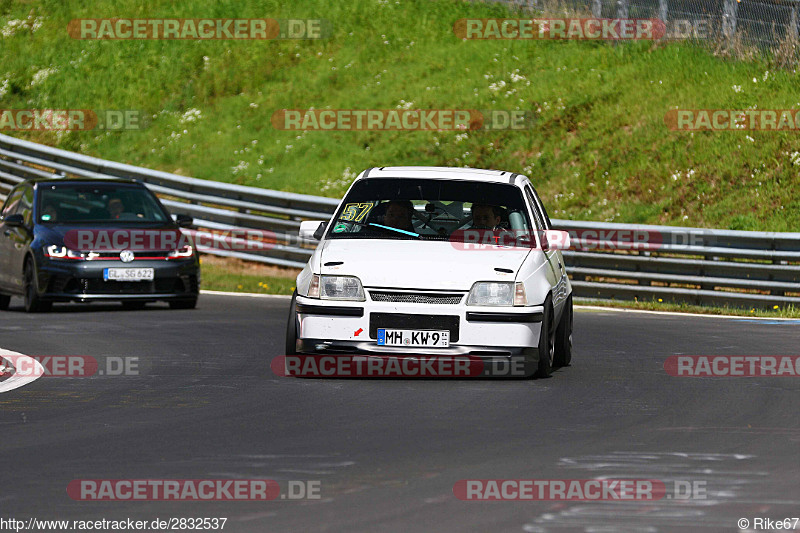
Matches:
[540,229,570,251]
[175,214,193,228]
[3,214,24,227]
[299,220,326,241]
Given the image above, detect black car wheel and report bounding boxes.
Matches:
[554,295,573,368]
[0,294,10,310]
[285,290,298,355]
[535,297,555,378]
[24,260,51,313]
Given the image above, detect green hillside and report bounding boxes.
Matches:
[1,0,799,230]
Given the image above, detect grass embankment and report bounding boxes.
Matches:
[2,0,799,229]
[1,0,798,308]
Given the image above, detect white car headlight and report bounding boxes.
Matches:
[45,245,84,260]
[467,281,527,306]
[319,275,365,301]
[167,245,194,259]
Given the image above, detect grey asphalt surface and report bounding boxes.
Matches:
[1,293,798,532]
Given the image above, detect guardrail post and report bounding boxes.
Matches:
[616,0,628,19]
[658,0,668,26]
[592,0,602,18]
[722,0,738,39]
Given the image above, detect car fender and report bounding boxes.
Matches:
[516,249,557,308]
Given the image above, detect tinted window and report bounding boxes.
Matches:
[1,188,23,218]
[19,185,34,225]
[37,183,168,223]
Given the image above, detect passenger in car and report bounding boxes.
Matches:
[41,203,59,222]
[107,197,126,219]
[470,204,502,230]
[382,200,415,232]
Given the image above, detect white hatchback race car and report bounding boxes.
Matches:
[285,166,572,378]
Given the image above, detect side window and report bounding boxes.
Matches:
[525,184,551,230]
[1,188,23,218]
[524,185,545,231]
[532,187,553,230]
[19,185,34,225]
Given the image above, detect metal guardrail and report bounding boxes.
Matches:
[491,0,800,51]
[0,132,798,308]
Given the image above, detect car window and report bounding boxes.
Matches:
[37,183,169,223]
[524,185,546,231]
[530,185,553,230]
[1,188,24,218]
[18,185,34,226]
[327,178,532,242]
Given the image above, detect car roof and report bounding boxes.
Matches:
[357,166,525,185]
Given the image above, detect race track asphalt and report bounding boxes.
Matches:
[1,294,798,532]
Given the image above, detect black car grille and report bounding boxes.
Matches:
[88,252,171,260]
[46,275,196,296]
[82,279,176,294]
[369,313,460,342]
[369,291,463,305]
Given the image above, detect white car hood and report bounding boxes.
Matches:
[319,239,533,290]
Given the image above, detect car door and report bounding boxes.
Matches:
[0,186,25,290]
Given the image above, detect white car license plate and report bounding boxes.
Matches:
[377,329,450,347]
[103,268,154,281]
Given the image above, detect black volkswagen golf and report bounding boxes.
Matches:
[0,178,200,312]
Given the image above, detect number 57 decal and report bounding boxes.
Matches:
[340,203,373,222]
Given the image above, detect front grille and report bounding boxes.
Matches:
[369,291,463,305]
[81,278,182,294]
[88,251,170,260]
[369,313,460,342]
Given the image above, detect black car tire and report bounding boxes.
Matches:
[285,290,298,355]
[24,261,51,313]
[535,296,555,379]
[169,299,197,310]
[0,294,10,310]
[554,295,573,368]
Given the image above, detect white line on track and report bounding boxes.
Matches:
[200,290,291,299]
[0,348,44,394]
[200,290,797,321]
[575,304,800,321]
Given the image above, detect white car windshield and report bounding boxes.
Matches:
[327,178,533,242]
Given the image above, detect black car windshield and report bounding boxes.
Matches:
[327,178,533,242]
[37,183,169,224]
